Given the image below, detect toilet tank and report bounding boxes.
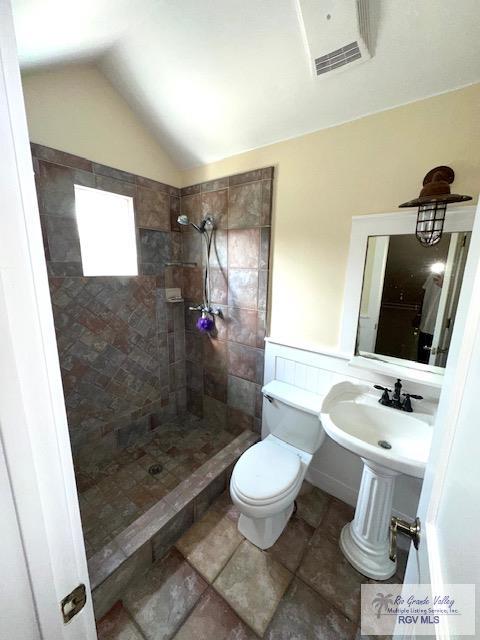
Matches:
[261,381,325,454]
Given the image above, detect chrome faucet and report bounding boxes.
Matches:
[373,379,423,412]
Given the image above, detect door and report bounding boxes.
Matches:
[428,233,458,367]
[401,198,480,638]
[0,436,40,640]
[0,2,97,639]
[357,235,389,353]
[429,233,470,367]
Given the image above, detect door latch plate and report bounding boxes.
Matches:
[61,583,87,623]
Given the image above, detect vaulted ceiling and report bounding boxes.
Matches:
[12,0,480,169]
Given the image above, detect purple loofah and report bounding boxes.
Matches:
[196,315,214,333]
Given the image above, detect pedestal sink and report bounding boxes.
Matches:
[320,381,433,579]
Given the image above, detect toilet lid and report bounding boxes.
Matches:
[232,440,302,502]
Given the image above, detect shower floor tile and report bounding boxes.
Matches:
[76,413,238,557]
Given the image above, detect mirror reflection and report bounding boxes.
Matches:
[357,232,471,368]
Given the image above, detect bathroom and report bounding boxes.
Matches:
[1,2,480,639]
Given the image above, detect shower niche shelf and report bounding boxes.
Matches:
[165,287,184,303]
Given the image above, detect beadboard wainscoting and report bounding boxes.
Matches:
[264,339,441,521]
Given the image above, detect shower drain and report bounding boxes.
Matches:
[148,463,163,476]
[378,440,392,450]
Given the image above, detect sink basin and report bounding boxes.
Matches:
[320,381,434,579]
[320,381,432,478]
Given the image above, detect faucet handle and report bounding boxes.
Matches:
[374,385,392,406]
[401,393,423,412]
[373,384,391,392]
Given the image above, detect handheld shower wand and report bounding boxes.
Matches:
[176,214,220,330]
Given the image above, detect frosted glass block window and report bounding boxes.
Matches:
[74,185,138,276]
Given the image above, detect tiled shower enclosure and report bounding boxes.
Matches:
[32,143,272,585]
[33,142,185,464]
[180,168,273,434]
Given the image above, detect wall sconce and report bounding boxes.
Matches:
[399,166,471,247]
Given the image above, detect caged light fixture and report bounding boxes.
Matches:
[399,166,471,247]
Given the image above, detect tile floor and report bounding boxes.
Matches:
[97,484,406,639]
[76,414,238,557]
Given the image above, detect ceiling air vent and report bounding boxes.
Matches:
[315,41,361,76]
[296,0,372,78]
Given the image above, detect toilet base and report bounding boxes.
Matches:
[237,502,294,550]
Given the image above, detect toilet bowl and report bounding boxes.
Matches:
[230,380,325,549]
[230,435,312,548]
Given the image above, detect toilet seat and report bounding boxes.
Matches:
[231,439,302,506]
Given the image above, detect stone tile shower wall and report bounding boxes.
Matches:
[31,143,186,466]
[181,168,273,434]
[32,143,272,472]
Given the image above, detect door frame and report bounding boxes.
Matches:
[0,2,96,638]
[401,197,480,638]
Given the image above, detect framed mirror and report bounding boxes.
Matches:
[340,206,476,383]
[357,231,471,368]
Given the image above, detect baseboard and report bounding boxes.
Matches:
[306,466,358,508]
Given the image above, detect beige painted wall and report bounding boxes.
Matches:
[22,64,181,186]
[182,84,480,351]
[22,67,479,349]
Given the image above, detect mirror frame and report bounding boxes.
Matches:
[340,205,476,387]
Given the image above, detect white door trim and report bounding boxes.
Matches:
[400,196,480,639]
[0,2,96,638]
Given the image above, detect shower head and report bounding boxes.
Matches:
[177,215,190,226]
[176,214,213,233]
[177,214,201,232]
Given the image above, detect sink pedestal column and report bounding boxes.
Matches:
[340,459,398,579]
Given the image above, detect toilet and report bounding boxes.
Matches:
[230,380,325,549]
